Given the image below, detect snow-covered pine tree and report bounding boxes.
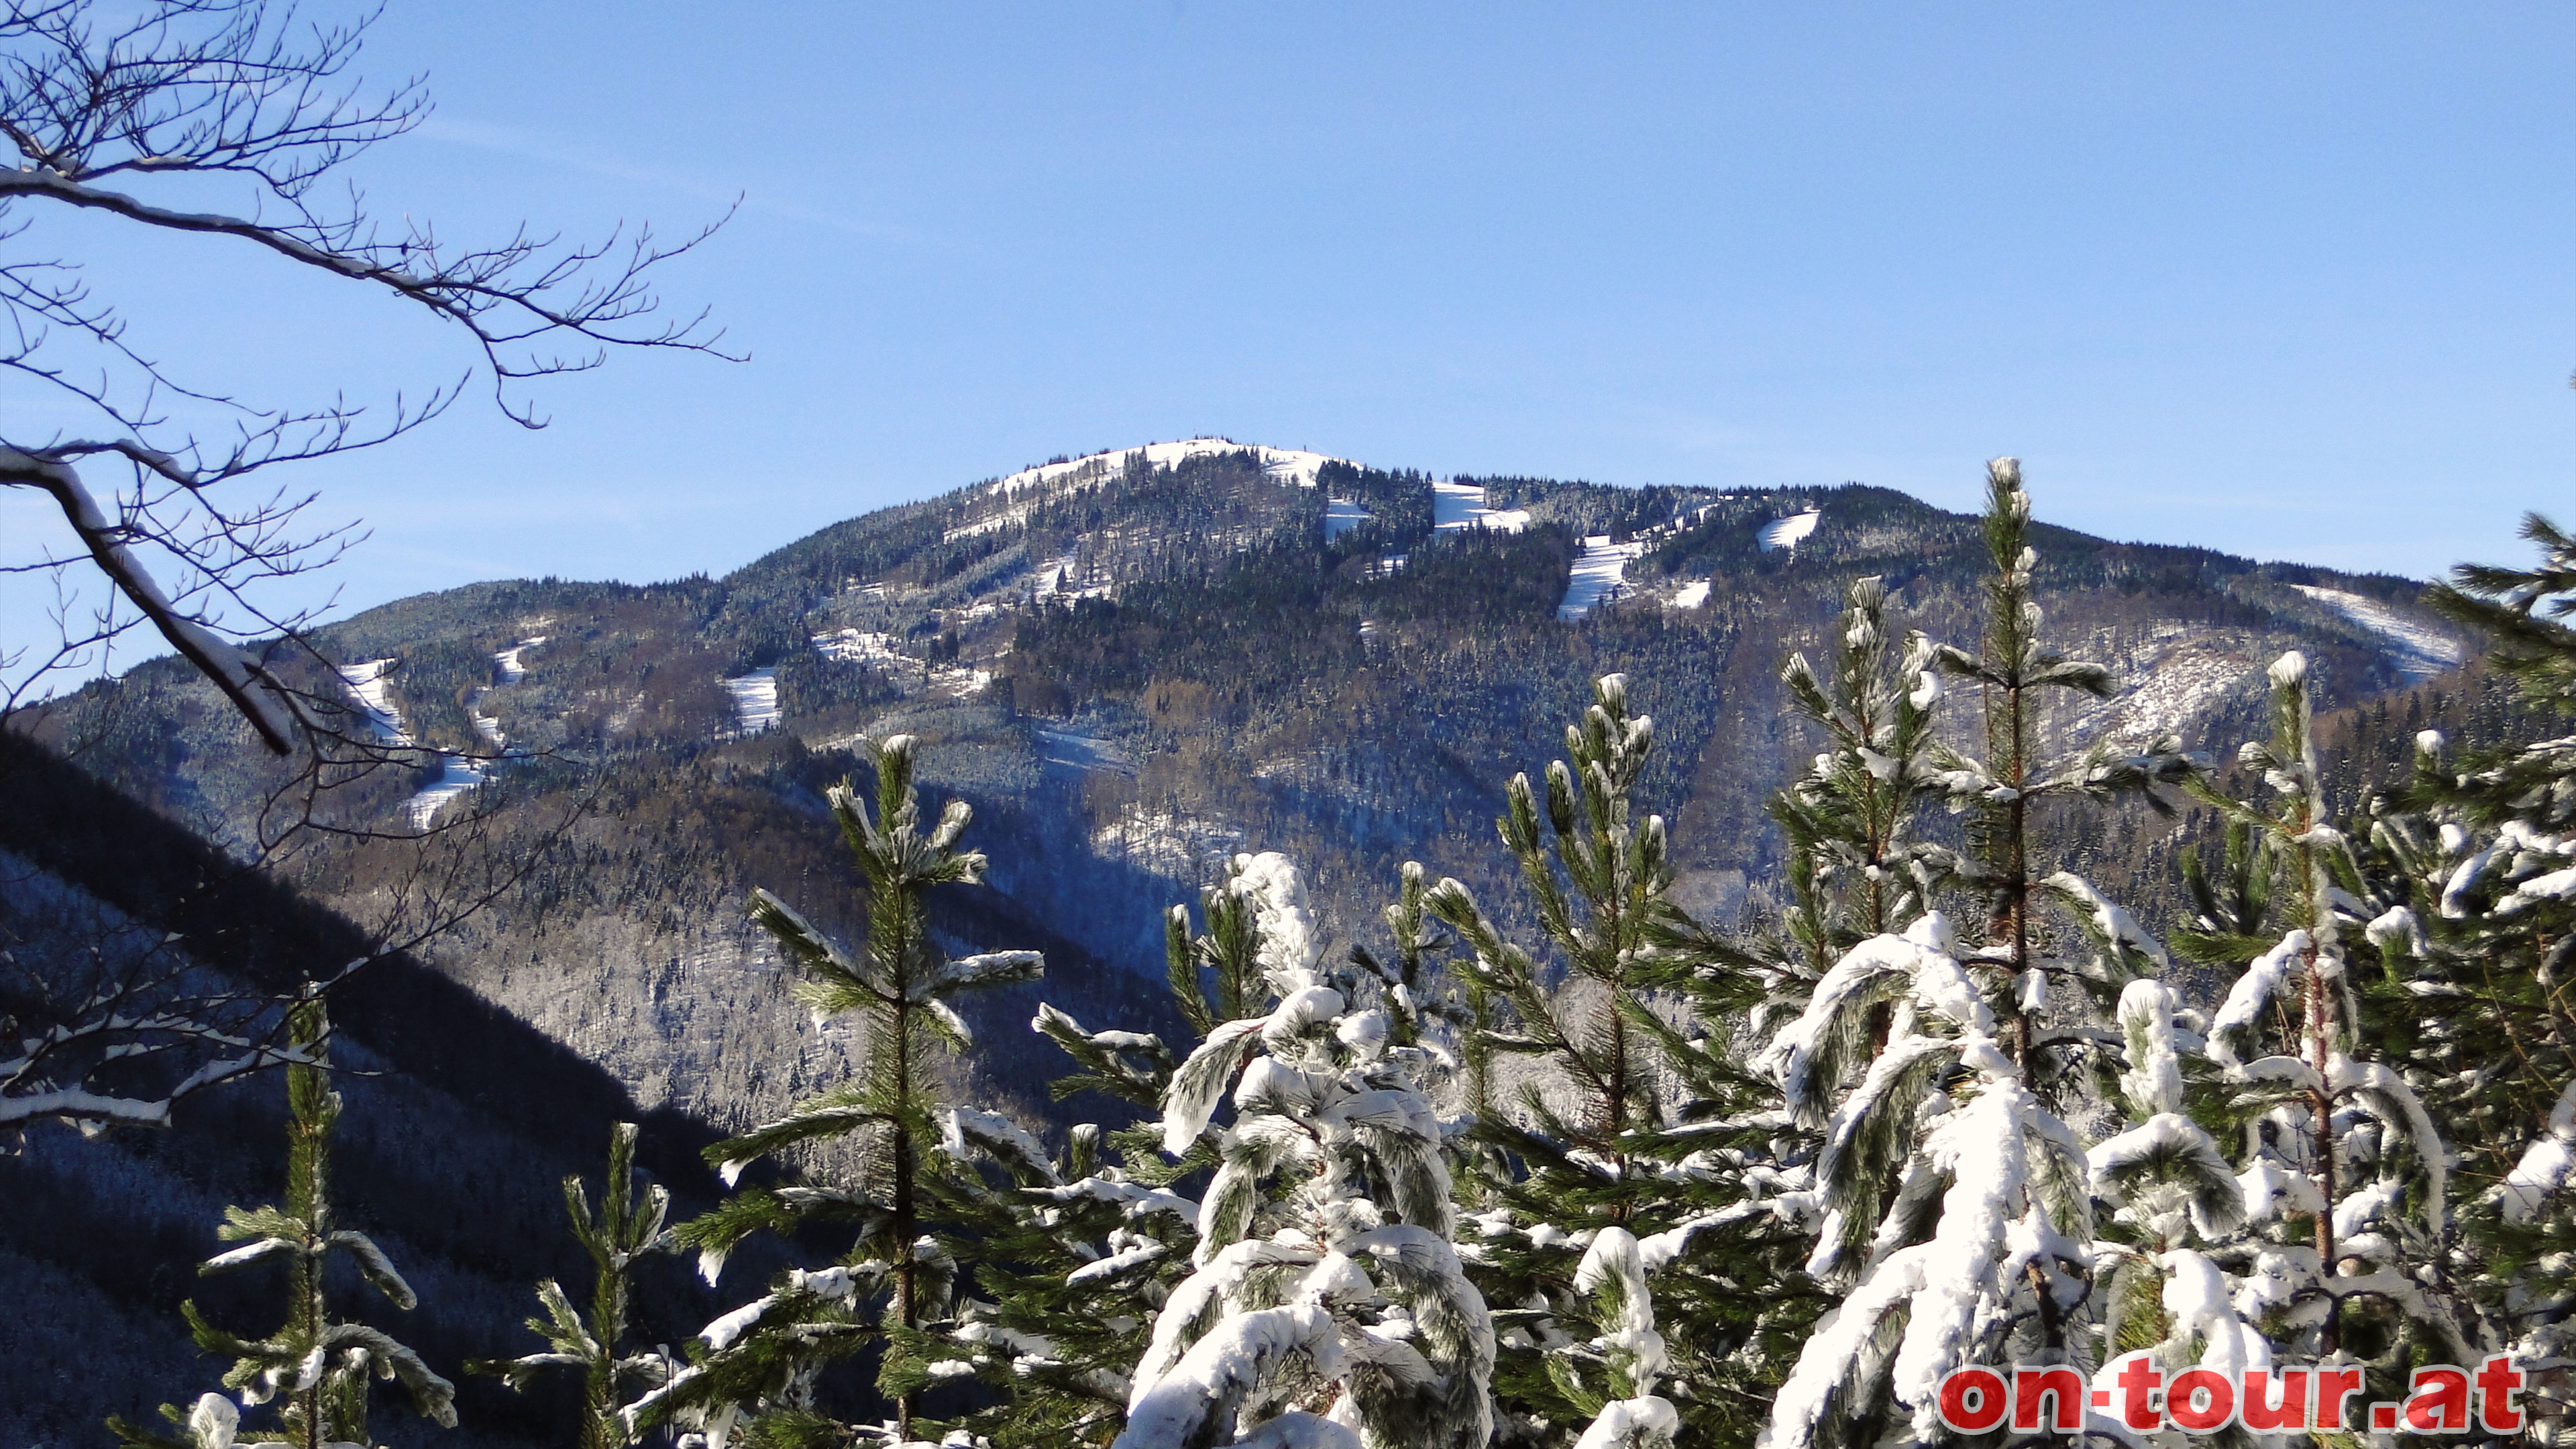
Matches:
[472,1121,678,1449]
[1760,460,2194,1448]
[1114,849,1495,1449]
[109,991,457,1449]
[896,867,1281,1447]
[1769,574,1953,971]
[1421,674,1808,1449]
[636,735,1043,1448]
[2404,513,2576,1386]
[2169,651,2466,1395]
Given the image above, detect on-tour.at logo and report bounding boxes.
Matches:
[1935,1354,2528,1435]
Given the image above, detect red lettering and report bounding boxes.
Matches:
[2114,1354,2165,1431]
[1939,1367,2008,1433]
[2316,1367,2364,1430]
[2169,1368,2237,1432]
[2406,1366,2471,1433]
[2477,1355,2525,1433]
[2241,1368,2310,1432]
[2015,1366,2085,1431]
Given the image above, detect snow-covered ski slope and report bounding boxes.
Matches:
[1322,498,1373,539]
[339,639,548,829]
[722,669,781,735]
[1558,536,1649,621]
[2292,585,2466,682]
[991,437,1342,496]
[1432,478,1531,533]
[337,659,411,744]
[1758,508,1821,551]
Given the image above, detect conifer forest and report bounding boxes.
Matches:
[3,5,2569,1449]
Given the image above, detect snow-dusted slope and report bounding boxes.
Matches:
[1758,508,1821,552]
[336,659,411,744]
[2292,585,2466,682]
[1558,536,1648,621]
[1322,498,1373,539]
[1432,478,1531,533]
[991,437,1343,496]
[1672,580,1712,609]
[722,668,781,735]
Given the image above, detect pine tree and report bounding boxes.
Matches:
[1759,460,2190,1448]
[473,1121,677,1449]
[1770,574,1952,965]
[636,735,1043,1448]
[1423,674,1811,1448]
[1111,850,1495,1449]
[110,991,457,1449]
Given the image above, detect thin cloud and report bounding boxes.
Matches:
[415,116,930,244]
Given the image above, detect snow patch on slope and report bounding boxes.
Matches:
[2064,628,2259,747]
[337,659,411,744]
[1322,498,1373,539]
[2292,585,2466,682]
[1093,810,1245,880]
[722,669,780,736]
[1558,537,1648,621]
[1758,508,1821,552]
[1034,729,1136,776]
[992,438,1343,497]
[1432,479,1531,534]
[1671,580,1711,610]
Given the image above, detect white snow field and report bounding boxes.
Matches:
[1432,478,1532,533]
[1033,728,1136,775]
[810,628,907,665]
[404,757,492,831]
[341,650,539,829]
[2063,627,2260,747]
[492,635,547,684]
[991,437,1344,496]
[2292,585,2467,682]
[1672,580,1712,609]
[336,659,411,743]
[1757,508,1821,552]
[1322,498,1373,539]
[722,668,781,736]
[1558,536,1649,621]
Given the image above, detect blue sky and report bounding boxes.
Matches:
[6,2,2571,647]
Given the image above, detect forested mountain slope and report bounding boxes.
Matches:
[19,439,2475,1205]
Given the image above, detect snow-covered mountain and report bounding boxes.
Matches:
[29,436,2478,1228]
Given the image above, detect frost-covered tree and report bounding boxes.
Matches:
[1423,675,1813,1448]
[1114,850,1495,1449]
[899,870,1267,1448]
[109,991,457,1449]
[635,735,1042,1448]
[1770,574,1952,974]
[1758,462,2196,1448]
[1927,458,2194,1071]
[2167,651,2464,1387]
[474,1121,678,1449]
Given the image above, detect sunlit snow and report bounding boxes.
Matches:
[405,757,491,831]
[1757,508,1821,552]
[336,659,411,744]
[723,668,781,735]
[1322,498,1373,539]
[991,437,1344,496]
[492,635,547,684]
[1672,580,1711,609]
[1432,479,1531,534]
[1558,536,1648,621]
[2292,585,2467,682]
[1034,728,1135,775]
[811,628,906,664]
